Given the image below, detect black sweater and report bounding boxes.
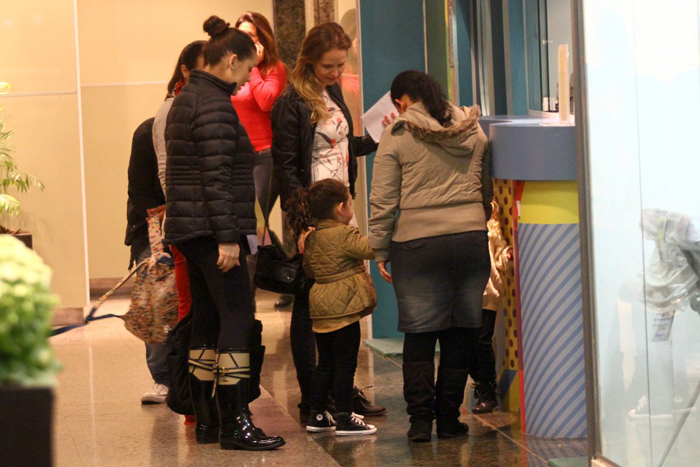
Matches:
[164,70,256,245]
[270,84,377,208]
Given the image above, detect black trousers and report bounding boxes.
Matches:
[309,321,361,414]
[178,236,255,350]
[468,309,497,384]
[291,280,316,406]
[403,327,479,370]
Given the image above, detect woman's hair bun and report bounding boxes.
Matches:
[203,16,230,37]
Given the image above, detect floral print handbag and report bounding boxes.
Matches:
[123,216,179,343]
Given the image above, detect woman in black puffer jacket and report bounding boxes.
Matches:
[164,15,284,451]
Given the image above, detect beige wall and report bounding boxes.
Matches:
[79,0,274,279]
[1,0,274,308]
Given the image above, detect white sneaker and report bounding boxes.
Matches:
[628,395,671,420]
[141,384,168,404]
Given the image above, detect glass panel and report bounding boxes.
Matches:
[524,0,572,112]
[582,1,700,465]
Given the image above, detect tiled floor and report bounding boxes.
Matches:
[51,291,587,466]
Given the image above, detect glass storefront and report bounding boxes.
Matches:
[577,1,700,466]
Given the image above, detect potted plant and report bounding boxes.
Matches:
[0,82,44,249]
[0,235,61,467]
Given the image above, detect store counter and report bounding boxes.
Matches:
[482,115,586,439]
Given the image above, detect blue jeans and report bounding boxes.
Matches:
[136,246,169,387]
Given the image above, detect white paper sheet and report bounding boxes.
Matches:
[361,91,397,143]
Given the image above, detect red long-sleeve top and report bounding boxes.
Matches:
[231,62,287,152]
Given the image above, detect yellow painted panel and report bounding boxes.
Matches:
[77,0,274,85]
[81,84,163,278]
[1,94,88,307]
[519,181,580,224]
[0,0,78,93]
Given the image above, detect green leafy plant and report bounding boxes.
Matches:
[0,82,45,233]
[0,235,61,386]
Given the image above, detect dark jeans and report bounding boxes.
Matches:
[178,236,255,350]
[310,322,361,414]
[403,327,479,370]
[291,280,316,406]
[469,309,497,384]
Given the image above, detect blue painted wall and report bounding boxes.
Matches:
[455,0,473,106]
[360,0,426,338]
[508,0,528,115]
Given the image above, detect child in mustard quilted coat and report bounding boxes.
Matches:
[286,179,377,436]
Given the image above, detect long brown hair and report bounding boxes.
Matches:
[285,179,349,238]
[291,22,351,124]
[235,12,285,77]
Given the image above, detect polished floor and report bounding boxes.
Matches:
[51,291,587,467]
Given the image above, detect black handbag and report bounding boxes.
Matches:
[165,313,194,415]
[254,244,304,295]
[253,178,305,295]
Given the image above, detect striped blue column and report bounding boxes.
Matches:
[518,223,587,438]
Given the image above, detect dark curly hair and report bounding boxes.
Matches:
[285,179,349,238]
[390,70,452,127]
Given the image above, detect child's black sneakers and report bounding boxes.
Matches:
[335,412,377,436]
[306,410,336,432]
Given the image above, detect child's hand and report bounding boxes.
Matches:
[297,227,315,254]
[382,113,397,128]
[506,247,514,261]
[377,260,392,283]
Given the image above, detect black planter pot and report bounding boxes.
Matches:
[12,231,33,249]
[0,385,53,467]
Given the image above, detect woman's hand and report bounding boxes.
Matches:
[297,227,315,254]
[382,112,397,128]
[147,205,166,221]
[217,243,241,272]
[255,43,265,65]
[377,260,393,283]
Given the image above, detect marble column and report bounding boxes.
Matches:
[273,0,307,69]
[314,0,335,25]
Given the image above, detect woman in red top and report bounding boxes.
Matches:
[233,12,287,247]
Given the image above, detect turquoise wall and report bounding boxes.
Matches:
[360,0,426,338]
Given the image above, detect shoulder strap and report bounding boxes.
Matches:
[51,260,147,337]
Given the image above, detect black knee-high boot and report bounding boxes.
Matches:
[435,367,469,438]
[403,361,436,442]
[215,350,285,451]
[188,347,219,444]
[248,320,265,404]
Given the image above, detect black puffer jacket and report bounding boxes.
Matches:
[271,84,377,207]
[125,117,165,268]
[164,70,256,245]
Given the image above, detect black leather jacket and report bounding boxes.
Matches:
[271,84,378,208]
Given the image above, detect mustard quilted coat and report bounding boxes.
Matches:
[303,219,377,332]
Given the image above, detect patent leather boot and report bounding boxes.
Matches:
[188,347,219,444]
[215,350,285,451]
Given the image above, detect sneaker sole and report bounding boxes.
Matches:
[306,426,336,432]
[628,413,672,420]
[140,398,166,405]
[336,427,377,436]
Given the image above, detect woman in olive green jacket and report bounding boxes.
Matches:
[286,179,378,436]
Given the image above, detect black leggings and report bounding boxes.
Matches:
[178,236,255,350]
[403,327,479,370]
[291,281,317,406]
[309,321,361,414]
[469,309,497,384]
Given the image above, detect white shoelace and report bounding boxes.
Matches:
[635,395,649,411]
[349,413,366,426]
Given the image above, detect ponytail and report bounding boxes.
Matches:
[390,70,452,127]
[285,179,350,238]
